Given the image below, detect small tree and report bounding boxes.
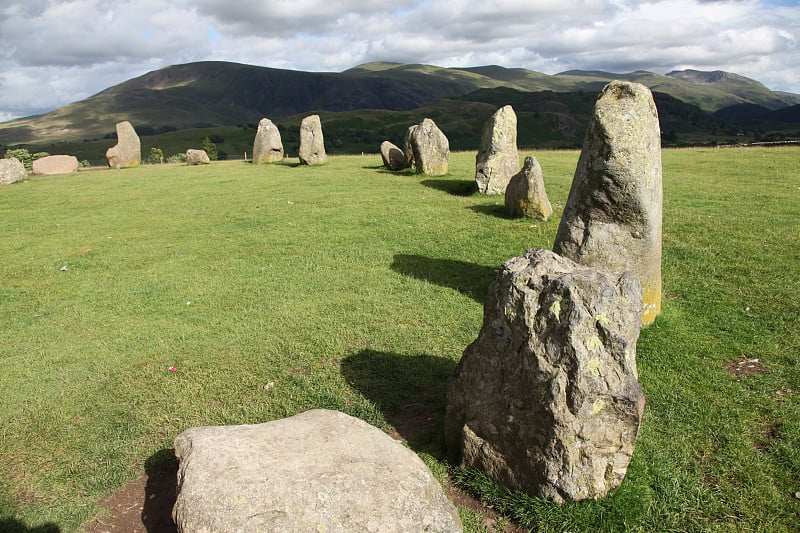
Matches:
[201,137,218,161]
[5,148,32,170]
[148,147,164,165]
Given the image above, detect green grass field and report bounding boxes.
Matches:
[0,148,798,532]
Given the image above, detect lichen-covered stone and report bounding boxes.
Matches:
[475,105,519,195]
[505,156,552,220]
[186,149,210,165]
[173,410,462,532]
[553,81,663,325]
[298,114,327,165]
[252,118,284,163]
[445,248,645,504]
[0,157,27,184]
[410,118,449,175]
[380,140,406,170]
[105,121,141,168]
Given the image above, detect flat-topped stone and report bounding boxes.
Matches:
[173,409,462,533]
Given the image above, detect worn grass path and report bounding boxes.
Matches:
[0,148,798,532]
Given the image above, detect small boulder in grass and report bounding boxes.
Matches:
[172,409,462,532]
[0,158,26,185]
[380,140,406,170]
[32,155,79,175]
[505,156,552,220]
[186,149,210,165]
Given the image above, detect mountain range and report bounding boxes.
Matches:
[0,60,798,149]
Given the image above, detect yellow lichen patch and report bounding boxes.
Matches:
[641,285,661,326]
[585,334,603,352]
[550,297,562,321]
[587,357,603,376]
[595,312,609,325]
[592,398,606,415]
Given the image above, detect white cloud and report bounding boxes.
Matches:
[0,0,798,120]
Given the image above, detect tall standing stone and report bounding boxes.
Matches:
[475,105,519,195]
[445,248,645,504]
[505,156,552,220]
[553,81,662,326]
[380,141,406,171]
[252,118,284,163]
[298,115,327,165]
[410,118,449,176]
[105,121,141,169]
[0,158,26,185]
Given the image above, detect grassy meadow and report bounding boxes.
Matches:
[0,148,798,532]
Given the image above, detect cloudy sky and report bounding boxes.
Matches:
[0,0,797,121]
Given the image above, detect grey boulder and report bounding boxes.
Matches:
[0,158,27,184]
[186,149,210,165]
[504,156,552,220]
[445,248,645,504]
[380,140,407,170]
[173,409,462,532]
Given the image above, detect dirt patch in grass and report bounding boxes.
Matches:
[725,355,766,377]
[83,467,177,533]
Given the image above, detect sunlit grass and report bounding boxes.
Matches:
[0,147,798,531]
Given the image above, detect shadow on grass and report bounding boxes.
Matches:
[467,203,513,219]
[341,349,457,454]
[391,254,496,303]
[0,519,60,533]
[142,449,179,533]
[420,178,478,196]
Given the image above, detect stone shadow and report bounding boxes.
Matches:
[420,178,478,196]
[341,349,457,453]
[391,254,496,304]
[0,519,60,533]
[467,203,513,219]
[142,449,179,532]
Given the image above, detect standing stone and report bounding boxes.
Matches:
[445,248,645,504]
[380,140,406,171]
[173,409,462,533]
[298,115,327,165]
[475,105,519,195]
[410,118,449,175]
[105,121,141,169]
[0,158,27,184]
[553,81,662,326]
[252,118,284,163]
[505,156,552,220]
[403,124,418,169]
[186,149,210,165]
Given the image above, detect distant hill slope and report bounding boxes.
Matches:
[0,60,798,146]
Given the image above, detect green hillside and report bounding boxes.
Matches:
[1,61,798,148]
